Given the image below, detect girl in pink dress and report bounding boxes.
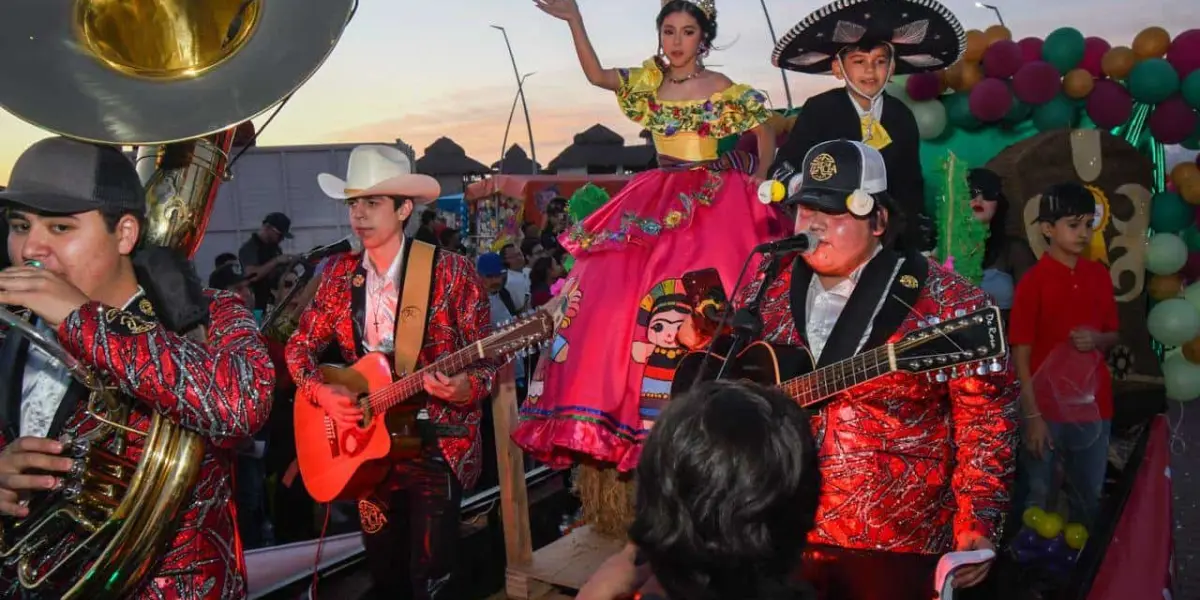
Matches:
[513,0,791,471]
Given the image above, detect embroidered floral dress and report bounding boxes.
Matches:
[512,59,791,471]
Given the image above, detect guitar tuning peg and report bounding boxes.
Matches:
[928,316,941,325]
[975,363,988,377]
[988,358,1004,373]
[954,308,967,318]
[917,320,927,328]
[934,370,948,383]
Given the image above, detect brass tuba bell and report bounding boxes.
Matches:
[0,0,356,597]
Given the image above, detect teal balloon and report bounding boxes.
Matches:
[1182,226,1200,252]
[1148,298,1200,347]
[1004,95,1032,124]
[1147,232,1189,275]
[1183,71,1200,111]
[1032,95,1077,131]
[944,93,981,130]
[886,75,913,106]
[1184,135,1200,151]
[1042,27,1086,74]
[1150,191,1193,233]
[1128,59,1181,104]
[1163,354,1200,401]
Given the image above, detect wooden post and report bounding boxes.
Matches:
[491,363,542,598]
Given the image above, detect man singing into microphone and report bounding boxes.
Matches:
[684,140,1018,599]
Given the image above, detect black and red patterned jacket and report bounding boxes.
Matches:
[730,249,1019,554]
[0,289,274,599]
[285,243,498,489]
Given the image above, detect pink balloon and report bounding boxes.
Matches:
[906,72,942,102]
[1170,180,1179,193]
[1168,30,1200,78]
[1017,37,1045,65]
[1013,61,1062,105]
[983,40,1024,79]
[1149,97,1199,145]
[1086,80,1134,128]
[969,78,1014,122]
[1081,37,1111,78]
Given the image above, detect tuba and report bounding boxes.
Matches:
[0,0,356,596]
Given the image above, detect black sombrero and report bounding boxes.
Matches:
[771,0,965,76]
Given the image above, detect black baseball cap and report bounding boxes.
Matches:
[0,137,145,216]
[208,261,249,291]
[784,139,891,215]
[263,212,293,238]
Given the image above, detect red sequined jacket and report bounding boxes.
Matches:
[731,250,1019,554]
[0,290,274,599]
[285,247,498,489]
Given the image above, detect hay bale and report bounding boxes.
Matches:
[986,128,1162,389]
[573,463,636,540]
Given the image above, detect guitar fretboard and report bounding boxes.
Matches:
[781,345,893,407]
[367,343,484,413]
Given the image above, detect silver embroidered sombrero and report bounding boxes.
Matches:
[771,0,965,75]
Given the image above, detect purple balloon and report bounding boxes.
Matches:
[970,78,1014,121]
[983,40,1024,79]
[1013,61,1062,105]
[906,72,942,102]
[1149,97,1200,144]
[1086,79,1135,128]
[1018,37,1045,65]
[1168,30,1200,78]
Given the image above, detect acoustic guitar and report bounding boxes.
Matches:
[671,306,1007,408]
[295,307,558,502]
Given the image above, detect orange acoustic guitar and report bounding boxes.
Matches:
[295,307,558,502]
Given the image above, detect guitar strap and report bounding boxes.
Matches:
[393,240,436,377]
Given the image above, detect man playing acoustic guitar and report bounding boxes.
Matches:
[285,145,498,600]
[683,140,1019,600]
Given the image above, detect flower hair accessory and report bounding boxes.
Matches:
[662,0,716,20]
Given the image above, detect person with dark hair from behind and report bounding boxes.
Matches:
[577,380,820,600]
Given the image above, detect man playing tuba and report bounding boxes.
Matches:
[0,137,275,598]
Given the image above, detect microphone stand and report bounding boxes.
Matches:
[714,251,785,380]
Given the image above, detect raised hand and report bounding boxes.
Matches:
[534,0,580,21]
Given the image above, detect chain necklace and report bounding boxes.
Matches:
[666,67,704,85]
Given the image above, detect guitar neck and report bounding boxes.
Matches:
[780,345,894,408]
[375,342,487,412]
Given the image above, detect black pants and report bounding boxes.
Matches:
[801,545,939,600]
[360,454,462,600]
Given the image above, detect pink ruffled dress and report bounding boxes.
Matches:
[511,59,791,471]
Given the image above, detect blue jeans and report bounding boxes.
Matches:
[1018,419,1111,530]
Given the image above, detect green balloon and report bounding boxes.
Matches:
[1032,95,1077,131]
[1151,191,1193,233]
[1147,232,1189,275]
[1163,354,1200,401]
[1183,71,1200,111]
[1181,225,1200,252]
[944,93,980,130]
[1128,59,1181,104]
[1042,27,1086,74]
[1149,299,1200,347]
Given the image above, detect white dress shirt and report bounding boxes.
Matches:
[363,247,404,354]
[504,269,530,313]
[804,246,884,361]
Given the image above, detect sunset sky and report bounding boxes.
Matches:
[0,0,1192,184]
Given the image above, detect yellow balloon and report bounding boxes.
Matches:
[984,25,1012,46]
[1173,162,1200,190]
[1035,511,1064,538]
[1102,46,1137,80]
[1064,523,1089,550]
[1022,506,1046,529]
[1063,69,1095,99]
[964,30,988,62]
[1133,26,1172,59]
[1183,179,1200,206]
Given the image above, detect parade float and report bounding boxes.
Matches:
[481,24,1200,600]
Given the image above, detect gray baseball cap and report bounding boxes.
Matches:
[0,136,145,216]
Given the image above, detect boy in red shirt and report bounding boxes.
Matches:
[1009,182,1119,530]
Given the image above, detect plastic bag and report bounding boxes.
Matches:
[1032,341,1103,423]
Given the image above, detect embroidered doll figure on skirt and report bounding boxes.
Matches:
[768,0,968,252]
[514,0,791,472]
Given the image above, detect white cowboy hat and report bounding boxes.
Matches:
[317,144,440,203]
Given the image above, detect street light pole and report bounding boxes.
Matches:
[499,72,535,174]
[758,0,793,109]
[492,25,537,174]
[974,2,1005,26]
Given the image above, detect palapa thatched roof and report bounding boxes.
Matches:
[490,144,542,174]
[415,137,490,176]
[547,124,656,173]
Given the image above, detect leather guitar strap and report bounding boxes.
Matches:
[394,240,436,377]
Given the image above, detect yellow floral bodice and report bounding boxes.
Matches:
[616,59,771,162]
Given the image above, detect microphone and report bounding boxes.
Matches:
[752,231,821,255]
[302,236,362,262]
